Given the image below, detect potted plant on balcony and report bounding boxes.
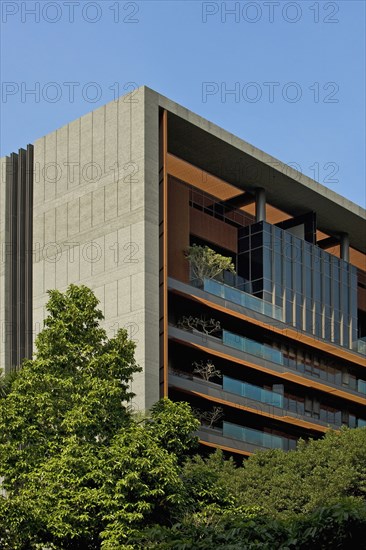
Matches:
[194,406,224,430]
[177,316,221,339]
[185,244,236,287]
[192,360,221,382]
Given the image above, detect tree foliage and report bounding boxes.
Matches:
[133,499,366,549]
[135,429,366,548]
[232,427,366,518]
[186,244,236,284]
[0,285,197,549]
[1,284,366,548]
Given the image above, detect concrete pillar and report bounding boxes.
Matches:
[255,188,266,222]
[340,233,350,262]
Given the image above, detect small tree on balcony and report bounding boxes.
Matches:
[194,406,224,429]
[177,316,221,336]
[185,244,236,284]
[192,360,221,381]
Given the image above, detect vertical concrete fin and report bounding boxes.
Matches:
[4,146,33,372]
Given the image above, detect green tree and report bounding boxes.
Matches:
[180,451,236,515]
[131,429,366,548]
[234,427,366,518]
[185,244,236,284]
[0,285,141,548]
[99,426,185,548]
[131,499,366,549]
[0,285,198,549]
[147,398,199,459]
[99,399,199,548]
[0,367,19,398]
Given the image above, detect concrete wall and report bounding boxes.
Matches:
[32,86,160,411]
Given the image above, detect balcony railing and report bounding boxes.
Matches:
[171,370,366,430]
[169,321,366,403]
[221,332,366,400]
[354,337,366,356]
[221,376,365,429]
[223,330,284,365]
[223,375,284,408]
[223,421,296,451]
[201,278,283,321]
[187,273,365,357]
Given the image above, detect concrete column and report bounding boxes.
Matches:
[255,188,266,222]
[340,233,350,262]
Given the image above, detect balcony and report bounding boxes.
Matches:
[168,325,366,406]
[169,276,366,365]
[224,421,297,451]
[169,371,347,431]
[223,375,284,408]
[223,330,284,365]
[198,426,252,455]
[198,422,296,453]
[202,278,283,321]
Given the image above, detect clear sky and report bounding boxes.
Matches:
[1,0,365,206]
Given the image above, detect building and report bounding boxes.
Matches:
[1,86,366,457]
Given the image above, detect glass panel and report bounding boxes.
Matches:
[334,411,342,426]
[204,278,223,297]
[222,331,284,365]
[223,422,293,450]
[238,236,249,254]
[223,376,284,408]
[225,286,241,303]
[203,278,283,321]
[349,415,356,428]
[306,270,311,299]
[306,307,313,333]
[222,331,243,351]
[263,247,272,281]
[274,253,282,286]
[195,221,357,352]
[295,245,302,293]
[251,232,263,249]
[251,248,263,281]
[313,269,321,302]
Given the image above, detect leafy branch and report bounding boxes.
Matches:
[186,244,236,284]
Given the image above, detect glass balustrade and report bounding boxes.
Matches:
[355,337,366,356]
[223,421,296,451]
[220,330,366,398]
[174,320,366,398]
[223,376,284,408]
[169,370,366,430]
[222,330,284,365]
[203,278,283,321]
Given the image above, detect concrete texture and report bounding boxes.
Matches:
[32,87,160,412]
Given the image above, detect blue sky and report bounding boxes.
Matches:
[1,0,365,206]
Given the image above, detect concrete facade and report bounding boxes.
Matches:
[1,85,365,429]
[1,87,161,411]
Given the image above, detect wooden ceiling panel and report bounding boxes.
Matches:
[167,153,240,201]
